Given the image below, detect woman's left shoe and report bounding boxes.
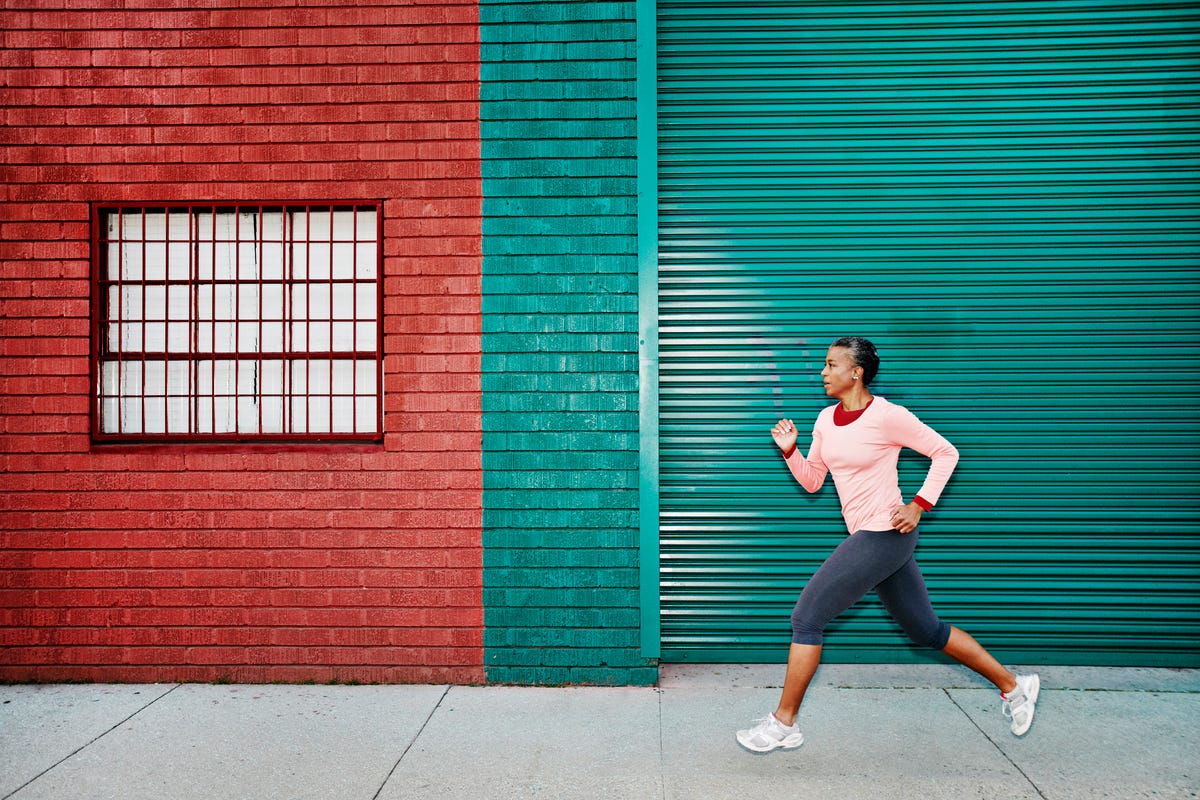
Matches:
[1001,673,1040,736]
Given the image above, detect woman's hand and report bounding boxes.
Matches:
[890,502,923,534]
[771,418,798,455]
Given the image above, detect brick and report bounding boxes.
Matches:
[1,0,483,685]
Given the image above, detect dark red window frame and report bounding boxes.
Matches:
[90,202,384,443]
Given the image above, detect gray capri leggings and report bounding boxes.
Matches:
[791,529,952,650]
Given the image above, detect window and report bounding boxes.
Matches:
[92,203,382,442]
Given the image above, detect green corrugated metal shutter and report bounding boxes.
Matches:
[656,1,1200,666]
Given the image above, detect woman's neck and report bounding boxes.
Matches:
[838,388,873,412]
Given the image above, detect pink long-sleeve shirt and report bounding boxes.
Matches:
[783,396,959,534]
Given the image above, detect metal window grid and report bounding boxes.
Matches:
[91,203,384,442]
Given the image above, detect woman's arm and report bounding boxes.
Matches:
[885,404,959,507]
[772,418,828,493]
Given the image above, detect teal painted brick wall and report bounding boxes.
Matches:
[480,0,654,685]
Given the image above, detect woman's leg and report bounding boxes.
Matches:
[772,643,821,727]
[942,626,1017,694]
[874,555,1017,693]
[776,531,918,723]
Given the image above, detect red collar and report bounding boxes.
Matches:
[833,398,874,426]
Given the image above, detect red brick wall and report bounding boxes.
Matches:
[0,2,483,683]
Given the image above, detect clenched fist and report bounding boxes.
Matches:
[771,418,798,455]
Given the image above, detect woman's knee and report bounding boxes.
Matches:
[790,604,825,645]
[902,618,951,650]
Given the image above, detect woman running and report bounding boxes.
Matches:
[736,336,1039,754]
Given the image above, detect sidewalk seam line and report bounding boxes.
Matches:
[1,683,182,800]
[943,688,1048,800]
[370,684,450,800]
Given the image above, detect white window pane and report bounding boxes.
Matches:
[167,242,191,280]
[194,397,212,432]
[101,397,121,432]
[167,285,189,320]
[307,396,330,432]
[261,322,283,352]
[331,243,355,280]
[354,243,376,279]
[114,285,140,321]
[356,283,376,320]
[100,361,119,396]
[122,400,143,434]
[237,361,256,395]
[213,284,236,320]
[261,360,283,394]
[167,322,190,352]
[355,322,375,351]
[331,360,354,392]
[142,212,167,241]
[167,361,189,395]
[331,322,354,351]
[166,210,190,241]
[238,285,260,320]
[213,322,236,352]
[261,211,284,242]
[291,243,308,279]
[143,286,166,320]
[331,209,356,240]
[262,242,284,280]
[166,396,189,433]
[237,321,259,352]
[290,284,307,319]
[118,322,142,350]
[144,322,166,351]
[331,396,354,432]
[142,397,166,433]
[212,397,235,432]
[260,394,283,433]
[355,396,376,433]
[237,242,258,280]
[196,243,214,280]
[211,242,237,280]
[307,360,330,393]
[289,321,308,350]
[144,361,166,394]
[355,360,376,394]
[307,244,331,279]
[119,210,143,240]
[262,283,284,320]
[290,395,308,432]
[290,360,307,393]
[355,209,376,241]
[308,322,330,351]
[143,242,166,281]
[195,323,212,352]
[308,284,331,320]
[331,283,353,319]
[212,361,236,394]
[237,396,259,433]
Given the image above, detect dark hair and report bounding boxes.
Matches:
[831,336,880,385]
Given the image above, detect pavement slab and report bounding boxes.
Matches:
[378,685,662,800]
[0,684,176,799]
[949,687,1200,800]
[4,684,448,800]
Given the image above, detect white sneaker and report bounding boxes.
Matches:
[736,713,805,753]
[1001,673,1040,736]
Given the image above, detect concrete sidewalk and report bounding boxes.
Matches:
[2,664,1197,800]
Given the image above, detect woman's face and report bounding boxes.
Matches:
[821,346,860,398]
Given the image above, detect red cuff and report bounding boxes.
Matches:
[913,495,933,512]
[781,446,796,459]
